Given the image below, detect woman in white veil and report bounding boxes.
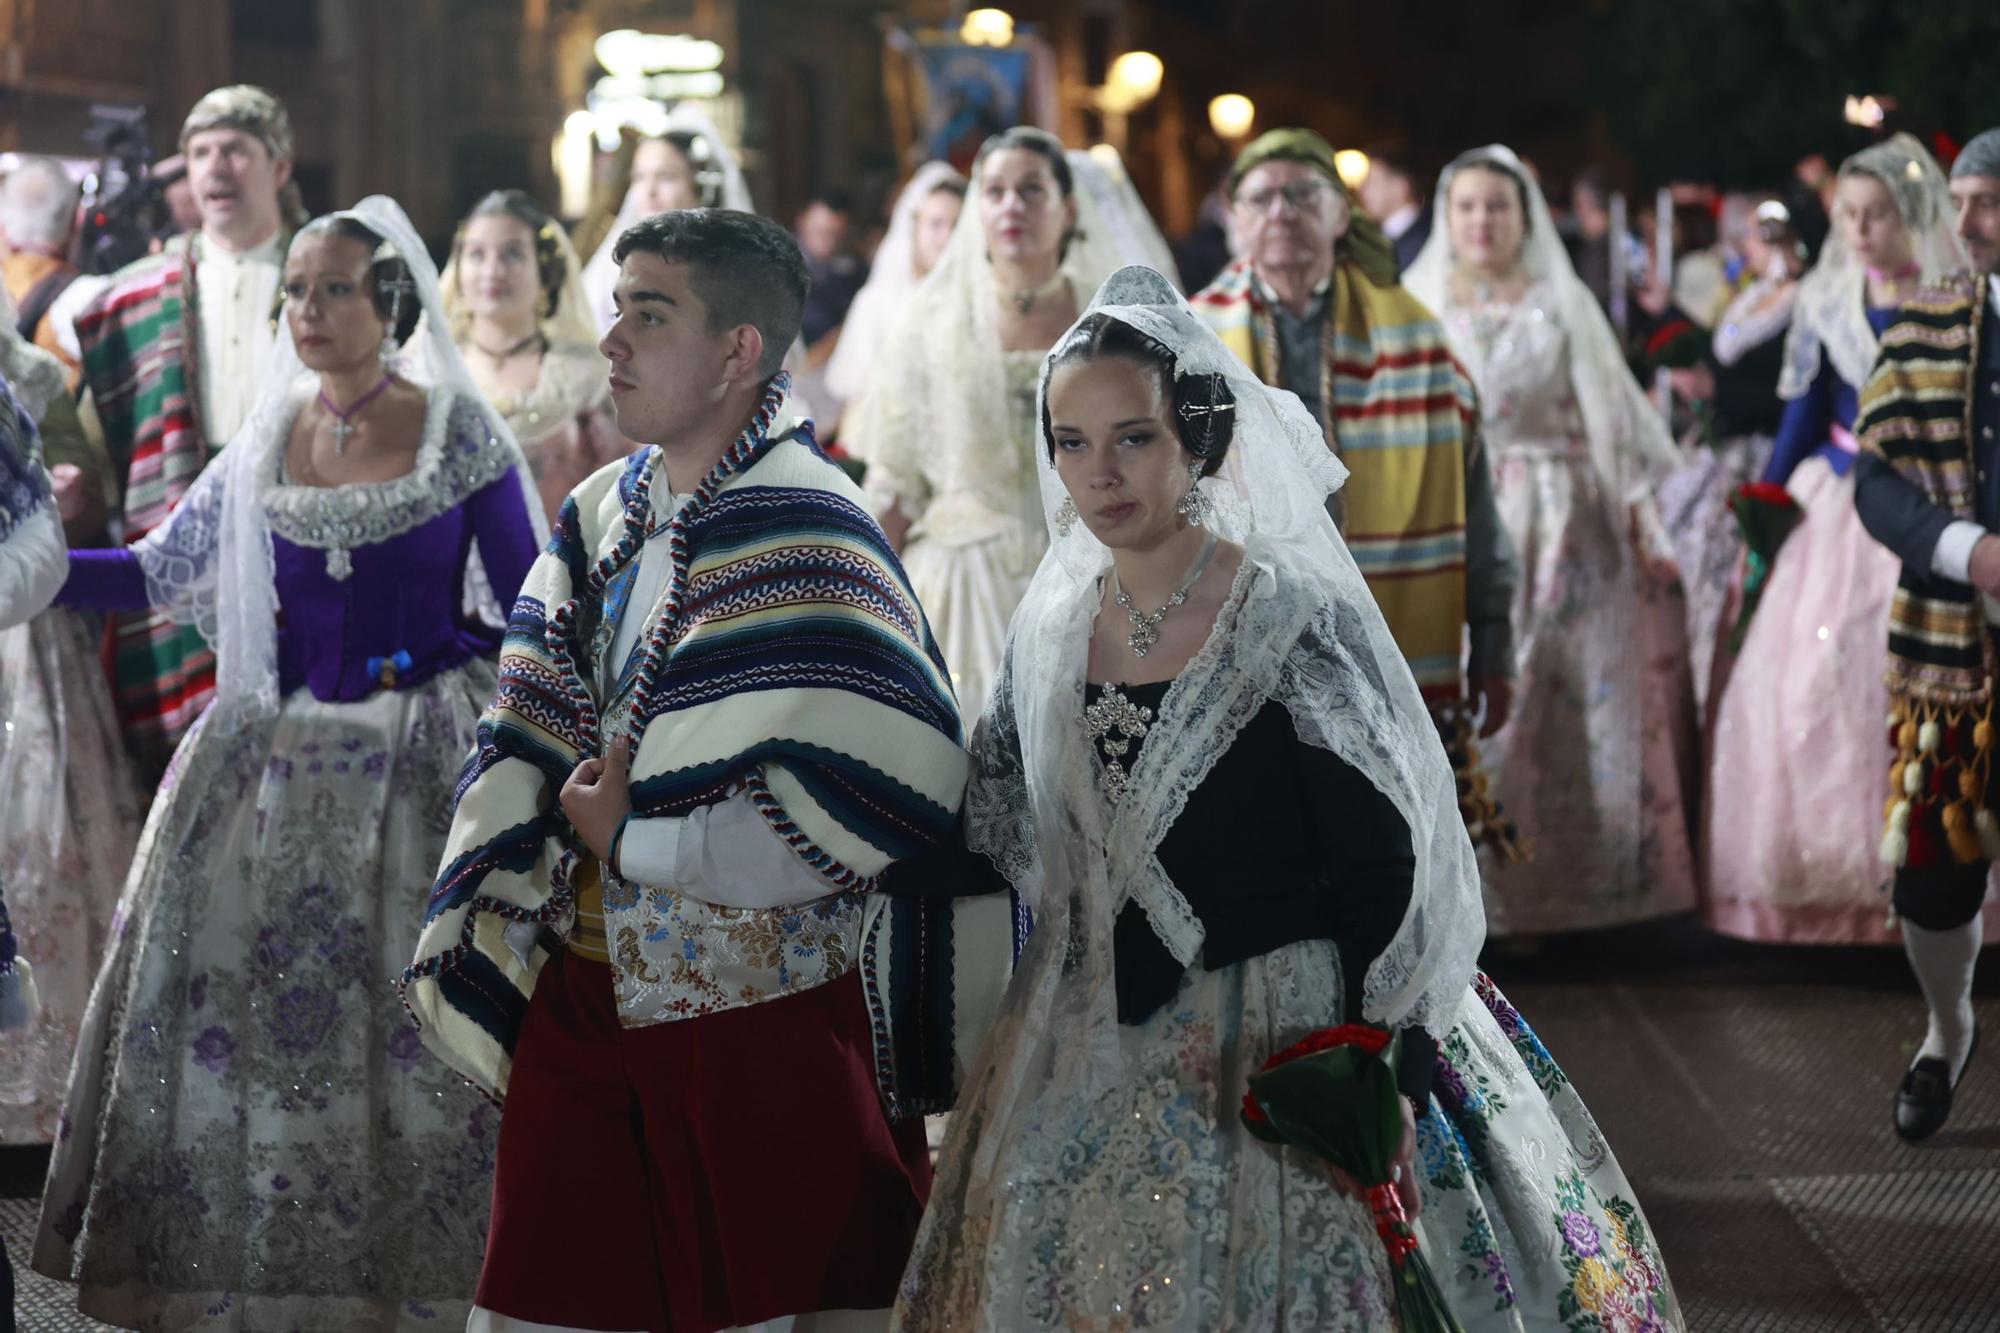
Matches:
[1405,145,1697,936]
[1704,134,1969,943]
[889,266,1680,1331]
[33,196,544,1326]
[440,188,629,520]
[824,160,966,431]
[579,104,754,332]
[852,126,1177,716]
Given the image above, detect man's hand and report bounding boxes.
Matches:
[1470,675,1514,738]
[49,464,88,522]
[1969,534,2000,600]
[559,735,633,862]
[1326,1093,1422,1220]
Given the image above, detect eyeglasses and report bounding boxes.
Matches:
[1235,180,1333,214]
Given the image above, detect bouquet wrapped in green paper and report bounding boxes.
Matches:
[1729,480,1803,650]
[1241,1024,1467,1333]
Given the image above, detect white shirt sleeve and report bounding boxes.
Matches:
[0,501,68,630]
[616,786,837,910]
[1931,520,1987,586]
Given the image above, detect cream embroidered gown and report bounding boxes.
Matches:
[863,348,1048,718]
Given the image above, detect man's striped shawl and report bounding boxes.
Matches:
[74,237,219,765]
[402,379,973,1104]
[1192,257,1474,698]
[1856,274,1992,704]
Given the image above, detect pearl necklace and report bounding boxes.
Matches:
[1112,530,1219,658]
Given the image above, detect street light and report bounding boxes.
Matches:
[961,8,1015,47]
[1108,51,1164,104]
[1334,149,1370,190]
[1207,93,1254,140]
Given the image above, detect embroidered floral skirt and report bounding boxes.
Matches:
[893,940,1681,1331]
[32,665,500,1330]
[1654,434,1771,727]
[0,608,142,1144]
[1479,440,1699,934]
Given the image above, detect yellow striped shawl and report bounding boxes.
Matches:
[1192,258,1473,697]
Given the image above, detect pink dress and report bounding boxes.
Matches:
[1445,285,1698,935]
[1703,312,2000,942]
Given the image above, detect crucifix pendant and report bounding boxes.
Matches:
[330,417,355,454]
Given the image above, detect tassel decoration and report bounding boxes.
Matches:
[1919,720,1942,754]
[1978,808,2000,861]
[1881,828,1910,867]
[1904,761,1926,797]
[1889,800,1911,834]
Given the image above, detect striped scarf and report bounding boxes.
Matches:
[74,236,217,766]
[1191,257,1474,698]
[403,378,976,1110]
[1855,274,1997,866]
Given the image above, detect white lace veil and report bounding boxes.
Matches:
[1404,144,1681,505]
[846,130,1175,466]
[1779,133,1965,398]
[956,267,1483,1161]
[1068,147,1182,290]
[823,160,964,407]
[440,196,602,354]
[133,195,543,721]
[580,104,755,332]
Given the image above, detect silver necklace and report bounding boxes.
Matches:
[1112,530,1219,658]
[1002,270,1068,315]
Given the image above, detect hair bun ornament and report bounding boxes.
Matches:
[1174,370,1236,460]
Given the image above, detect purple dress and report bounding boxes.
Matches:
[34,387,542,1329]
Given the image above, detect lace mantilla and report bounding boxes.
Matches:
[262,387,517,579]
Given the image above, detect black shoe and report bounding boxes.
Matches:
[1895,1024,1978,1142]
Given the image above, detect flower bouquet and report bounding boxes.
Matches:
[1240,1024,1467,1333]
[1729,480,1802,650]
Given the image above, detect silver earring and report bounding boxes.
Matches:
[379,330,399,362]
[1054,496,1078,537]
[1176,465,1212,527]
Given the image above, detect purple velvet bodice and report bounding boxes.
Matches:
[63,388,543,703]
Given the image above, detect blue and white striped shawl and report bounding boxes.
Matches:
[402,377,975,1109]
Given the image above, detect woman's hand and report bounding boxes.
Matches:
[1629,500,1680,586]
[1325,1094,1422,1220]
[559,735,633,862]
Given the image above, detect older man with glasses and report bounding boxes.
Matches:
[1192,128,1521,855]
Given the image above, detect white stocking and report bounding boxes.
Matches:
[1901,914,1983,1079]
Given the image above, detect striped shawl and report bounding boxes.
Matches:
[1856,274,1996,867]
[1192,257,1474,697]
[74,237,219,763]
[403,379,975,1109]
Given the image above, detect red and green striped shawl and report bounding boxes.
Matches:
[74,235,220,766]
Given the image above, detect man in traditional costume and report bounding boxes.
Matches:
[404,209,973,1332]
[71,85,293,774]
[1854,126,2000,1140]
[1192,128,1520,849]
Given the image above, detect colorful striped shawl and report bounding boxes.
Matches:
[74,236,217,766]
[1855,276,1996,868]
[403,379,974,1106]
[1856,275,1990,705]
[1192,257,1473,697]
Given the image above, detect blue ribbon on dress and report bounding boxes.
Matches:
[367,649,415,691]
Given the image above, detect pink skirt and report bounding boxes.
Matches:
[1701,456,2000,942]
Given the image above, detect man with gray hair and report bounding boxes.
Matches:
[72,84,295,775]
[1853,125,2000,1141]
[0,156,82,382]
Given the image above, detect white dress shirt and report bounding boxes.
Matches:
[195,231,284,444]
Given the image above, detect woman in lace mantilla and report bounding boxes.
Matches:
[1405,145,1697,937]
[1704,135,1974,944]
[854,128,1177,717]
[31,198,544,1330]
[885,267,1681,1332]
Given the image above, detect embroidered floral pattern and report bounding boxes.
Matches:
[33,667,499,1324]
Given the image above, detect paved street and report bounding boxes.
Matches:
[7,916,1998,1331]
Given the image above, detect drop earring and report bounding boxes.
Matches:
[1175,464,1212,527]
[1054,496,1078,537]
